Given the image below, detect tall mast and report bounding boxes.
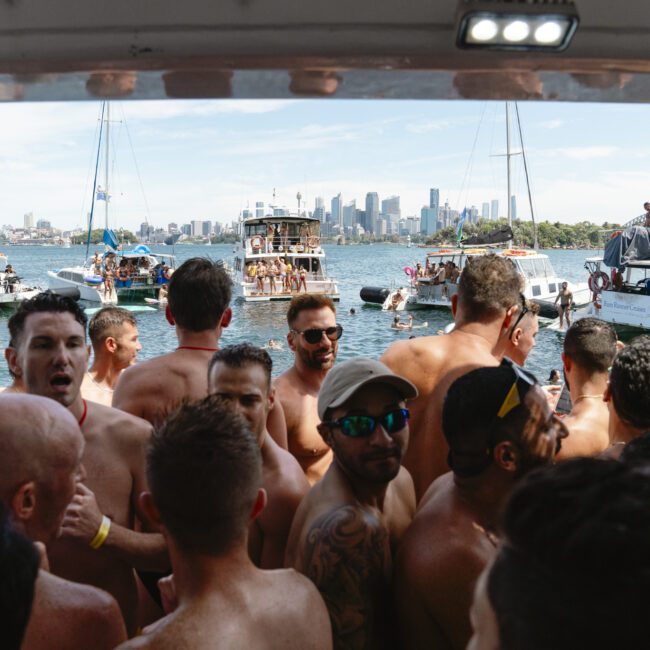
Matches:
[506,102,512,229]
[514,103,539,250]
[104,102,110,230]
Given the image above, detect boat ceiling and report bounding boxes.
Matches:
[1,1,650,102]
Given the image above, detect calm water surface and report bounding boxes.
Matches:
[0,243,597,387]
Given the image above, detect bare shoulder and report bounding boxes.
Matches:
[274,446,311,494]
[274,367,300,399]
[88,400,152,443]
[381,335,445,375]
[112,355,172,412]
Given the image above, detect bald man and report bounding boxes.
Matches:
[0,394,126,649]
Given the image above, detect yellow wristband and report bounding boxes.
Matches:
[89,515,111,550]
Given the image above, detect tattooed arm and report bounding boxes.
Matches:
[302,505,391,650]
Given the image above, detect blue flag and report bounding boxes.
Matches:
[102,229,119,250]
[456,208,468,242]
[96,189,110,202]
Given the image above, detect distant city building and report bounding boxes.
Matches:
[429,188,440,210]
[202,221,212,237]
[510,195,517,221]
[139,222,154,239]
[214,222,223,235]
[342,200,356,228]
[381,196,401,220]
[482,202,490,220]
[181,223,192,236]
[331,193,342,228]
[191,220,204,237]
[36,219,51,230]
[272,207,289,217]
[469,205,479,224]
[242,209,253,219]
[420,206,438,236]
[375,217,387,236]
[315,196,325,210]
[168,222,178,233]
[255,201,264,218]
[365,192,379,234]
[355,209,366,231]
[491,199,499,221]
[24,212,34,229]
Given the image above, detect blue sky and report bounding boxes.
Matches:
[0,99,647,231]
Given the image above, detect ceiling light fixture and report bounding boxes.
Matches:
[456,0,579,52]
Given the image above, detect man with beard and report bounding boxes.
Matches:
[208,344,310,568]
[285,358,418,650]
[395,361,567,650]
[381,254,522,500]
[113,257,232,425]
[81,307,142,406]
[0,394,127,649]
[268,294,343,484]
[6,293,166,635]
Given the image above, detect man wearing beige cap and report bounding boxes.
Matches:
[285,358,417,650]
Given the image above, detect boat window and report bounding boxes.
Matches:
[532,259,547,278]
[245,224,267,237]
[518,259,536,280]
[544,258,557,277]
[549,283,557,293]
[532,285,541,296]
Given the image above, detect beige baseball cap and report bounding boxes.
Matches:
[317,358,418,421]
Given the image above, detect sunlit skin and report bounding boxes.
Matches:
[288,307,339,372]
[466,568,500,650]
[112,322,142,369]
[505,313,539,366]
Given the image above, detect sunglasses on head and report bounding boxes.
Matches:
[509,293,529,338]
[292,324,343,344]
[326,408,409,438]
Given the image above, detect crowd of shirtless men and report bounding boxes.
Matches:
[1,253,650,650]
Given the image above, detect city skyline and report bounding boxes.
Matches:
[0,99,648,231]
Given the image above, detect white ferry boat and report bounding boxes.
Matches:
[233,214,339,302]
[0,254,41,306]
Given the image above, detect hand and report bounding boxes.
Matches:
[60,483,105,544]
[158,574,178,615]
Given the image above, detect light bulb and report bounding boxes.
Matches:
[503,20,530,43]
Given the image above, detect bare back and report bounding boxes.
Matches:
[395,474,497,650]
[113,349,214,424]
[381,332,499,499]
[117,569,332,650]
[557,398,610,459]
[48,401,152,634]
[273,367,333,485]
[23,570,127,650]
[81,372,114,407]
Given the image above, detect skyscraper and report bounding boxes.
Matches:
[365,192,379,234]
[314,196,325,222]
[510,195,517,221]
[331,194,342,228]
[482,202,490,220]
[24,212,34,229]
[255,202,264,218]
[491,199,499,221]
[420,207,438,235]
[429,188,440,210]
[342,200,356,228]
[382,195,401,219]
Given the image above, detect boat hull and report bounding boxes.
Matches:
[47,270,117,304]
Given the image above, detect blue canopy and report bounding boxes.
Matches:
[125,244,151,255]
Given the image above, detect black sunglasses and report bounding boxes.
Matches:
[326,408,409,438]
[509,293,529,338]
[292,324,343,345]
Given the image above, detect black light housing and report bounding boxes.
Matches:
[456,0,580,52]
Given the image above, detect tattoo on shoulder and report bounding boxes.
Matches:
[303,506,390,650]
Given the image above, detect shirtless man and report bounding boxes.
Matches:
[396,361,567,650]
[285,358,417,650]
[381,254,522,499]
[208,344,310,569]
[0,393,127,649]
[502,296,539,366]
[113,257,232,425]
[554,281,573,328]
[118,397,332,650]
[268,294,342,484]
[6,292,166,635]
[556,318,617,459]
[604,335,650,450]
[81,306,142,406]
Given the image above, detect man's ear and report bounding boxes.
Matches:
[165,305,175,326]
[220,307,232,329]
[511,327,523,347]
[138,491,162,528]
[11,482,37,523]
[603,382,612,403]
[450,293,458,318]
[561,352,572,373]
[493,441,518,473]
[105,336,118,354]
[250,488,267,522]
[287,330,297,352]
[267,386,275,412]
[5,346,22,378]
[502,304,517,332]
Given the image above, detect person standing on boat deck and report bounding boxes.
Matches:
[381,254,523,500]
[208,344,309,569]
[267,294,341,484]
[278,257,288,293]
[81,307,142,407]
[285,358,417,650]
[0,394,128,650]
[555,318,616,460]
[502,296,539,366]
[395,362,566,650]
[93,251,102,275]
[554,281,573,328]
[603,335,650,455]
[256,260,267,294]
[113,258,232,426]
[116,397,331,650]
[5,294,164,636]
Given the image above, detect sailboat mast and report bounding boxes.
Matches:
[506,102,512,229]
[104,102,110,231]
[514,103,539,250]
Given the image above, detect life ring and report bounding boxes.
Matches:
[251,235,264,251]
[588,271,610,294]
[404,266,415,279]
[307,236,320,249]
[503,249,528,257]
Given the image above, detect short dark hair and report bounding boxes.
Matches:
[147,395,262,556]
[286,293,335,328]
[609,335,650,430]
[442,365,538,477]
[0,503,40,650]
[488,458,650,650]
[168,258,232,332]
[8,292,87,346]
[457,254,522,323]
[208,344,272,389]
[563,317,617,374]
[88,306,137,348]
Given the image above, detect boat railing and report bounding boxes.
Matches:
[245,235,321,255]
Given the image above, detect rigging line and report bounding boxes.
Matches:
[121,104,152,225]
[514,102,539,249]
[455,102,488,213]
[85,102,106,260]
[79,104,103,229]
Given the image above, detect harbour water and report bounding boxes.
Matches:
[0,243,598,387]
